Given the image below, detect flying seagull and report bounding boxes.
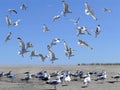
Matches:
[85,2,97,20]
[76,26,91,36]
[48,49,58,63]
[30,50,39,59]
[13,19,21,26]
[92,25,101,38]
[39,54,48,62]
[8,9,17,14]
[20,4,27,10]
[26,42,33,49]
[5,15,12,26]
[43,24,50,32]
[69,17,80,25]
[102,8,112,13]
[63,40,75,59]
[78,39,93,50]
[53,15,60,22]
[61,0,72,16]
[5,32,12,42]
[17,37,29,57]
[50,38,61,48]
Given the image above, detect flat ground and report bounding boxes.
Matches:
[0,65,120,90]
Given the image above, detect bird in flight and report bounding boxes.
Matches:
[61,0,72,16]
[78,39,93,50]
[85,2,97,20]
[5,32,12,42]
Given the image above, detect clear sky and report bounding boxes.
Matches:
[0,0,120,65]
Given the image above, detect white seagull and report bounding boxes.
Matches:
[43,24,50,32]
[5,32,12,42]
[20,4,27,10]
[78,39,93,50]
[102,8,112,13]
[85,2,97,20]
[17,37,29,57]
[5,15,12,26]
[53,15,60,22]
[83,72,91,87]
[61,0,72,16]
[93,25,101,38]
[50,38,61,47]
[13,19,21,26]
[8,9,17,14]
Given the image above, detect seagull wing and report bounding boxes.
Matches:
[5,16,12,26]
[17,37,26,50]
[5,32,12,42]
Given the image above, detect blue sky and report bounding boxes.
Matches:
[0,0,120,65]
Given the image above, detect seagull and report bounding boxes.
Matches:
[39,54,48,62]
[76,26,85,36]
[48,49,58,63]
[85,2,97,20]
[111,73,120,81]
[13,19,21,26]
[17,37,29,57]
[26,42,33,49]
[5,32,12,42]
[20,4,27,10]
[30,50,39,59]
[46,76,61,90]
[95,71,107,83]
[50,38,61,47]
[102,8,112,13]
[93,25,101,38]
[5,15,12,26]
[63,40,75,59]
[82,26,91,35]
[8,9,17,14]
[78,39,93,50]
[43,24,50,32]
[69,17,80,25]
[61,0,72,16]
[53,15,60,22]
[83,72,91,87]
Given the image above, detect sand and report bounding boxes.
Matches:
[0,65,120,90]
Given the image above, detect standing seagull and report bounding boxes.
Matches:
[43,24,50,32]
[17,37,29,57]
[5,32,12,42]
[20,4,27,10]
[93,25,101,38]
[102,8,112,13]
[48,49,58,63]
[78,39,93,50]
[5,15,12,26]
[61,0,72,16]
[8,9,17,14]
[85,2,97,20]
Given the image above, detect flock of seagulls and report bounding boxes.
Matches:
[3,0,112,64]
[0,70,120,89]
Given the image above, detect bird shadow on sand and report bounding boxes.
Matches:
[107,80,120,84]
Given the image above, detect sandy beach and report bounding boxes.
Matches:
[0,65,120,90]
